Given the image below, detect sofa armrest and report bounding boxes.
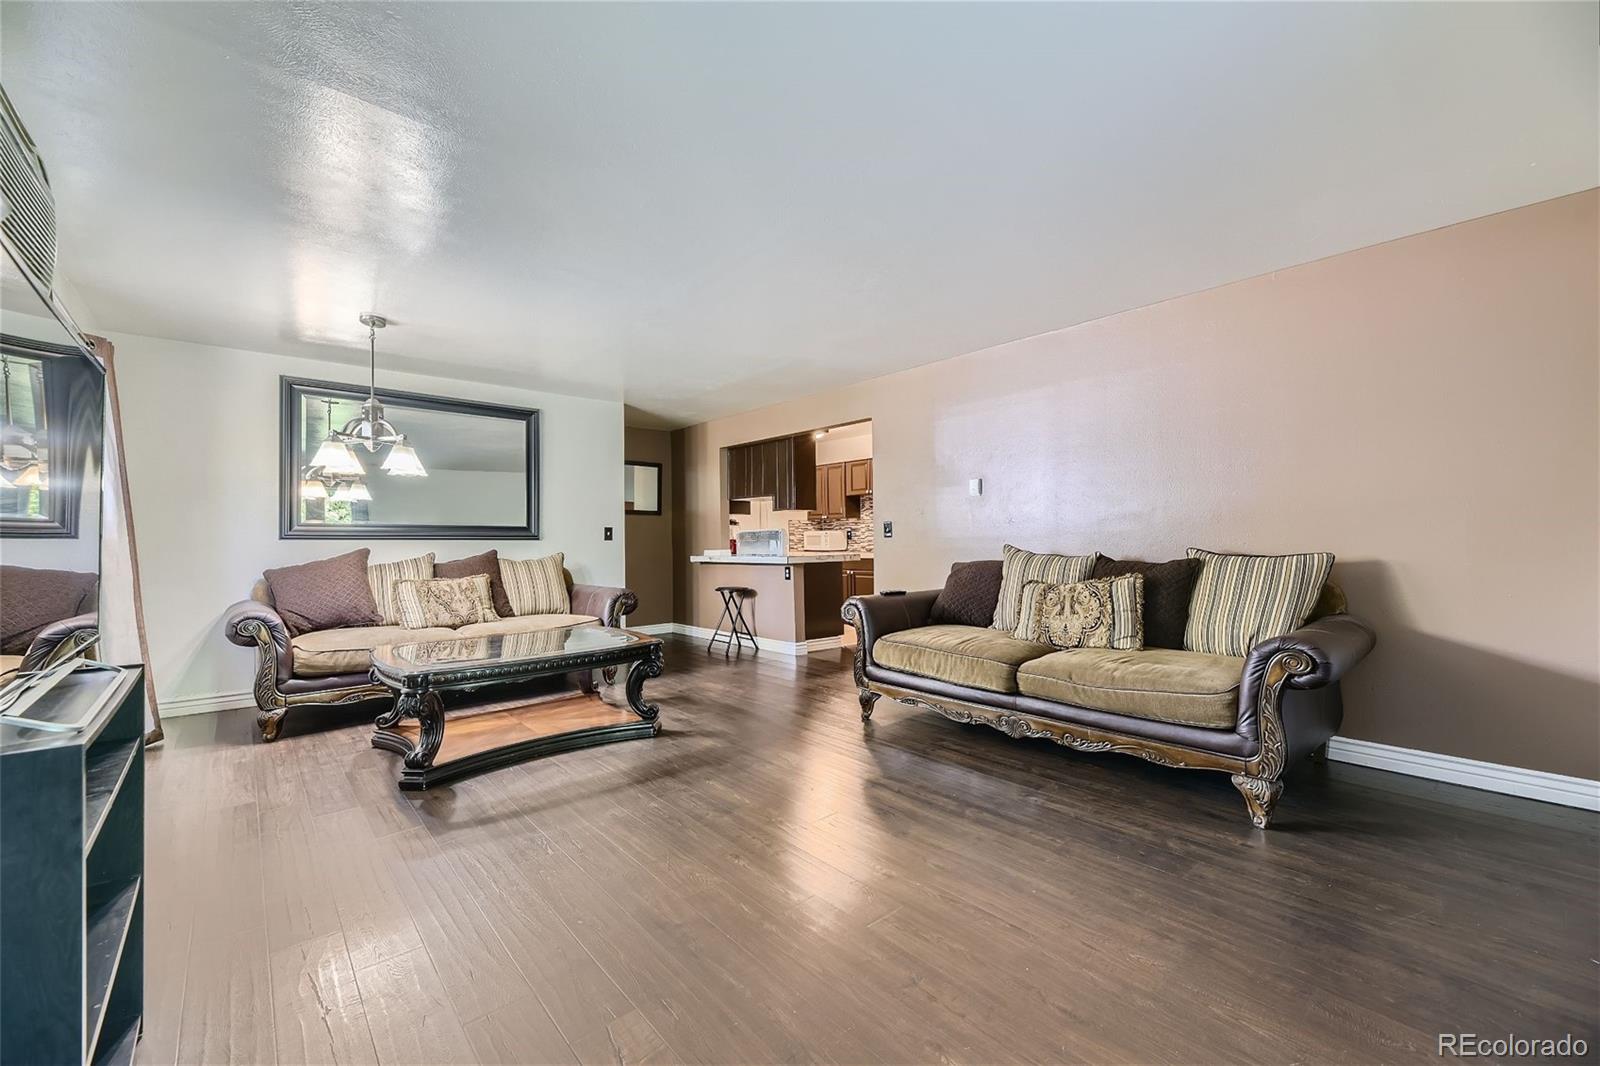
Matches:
[841,590,941,663]
[20,613,99,672]
[224,599,294,686]
[1247,614,1376,691]
[571,584,638,628]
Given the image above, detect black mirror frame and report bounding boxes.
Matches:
[280,376,540,540]
[624,459,663,516]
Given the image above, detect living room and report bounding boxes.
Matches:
[0,3,1595,1064]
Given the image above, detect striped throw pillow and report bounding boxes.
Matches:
[500,552,571,616]
[1013,574,1144,651]
[991,544,1100,632]
[1183,548,1334,656]
[367,552,435,626]
[393,575,498,629]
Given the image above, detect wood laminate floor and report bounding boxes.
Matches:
[140,636,1598,1065]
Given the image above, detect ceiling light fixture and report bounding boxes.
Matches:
[330,313,426,477]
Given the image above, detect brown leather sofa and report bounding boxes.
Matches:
[225,573,636,742]
[842,585,1374,828]
[0,565,100,676]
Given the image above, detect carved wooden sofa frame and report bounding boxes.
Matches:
[842,591,1375,828]
[225,580,637,742]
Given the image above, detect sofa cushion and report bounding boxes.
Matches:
[453,613,598,638]
[929,560,1004,628]
[1013,574,1144,651]
[434,550,514,618]
[991,544,1100,633]
[0,565,98,654]
[394,575,498,629]
[1016,648,1245,729]
[500,552,571,616]
[1090,556,1202,650]
[873,624,1051,694]
[367,552,435,626]
[0,654,22,677]
[1184,548,1334,656]
[291,624,457,677]
[264,549,384,636]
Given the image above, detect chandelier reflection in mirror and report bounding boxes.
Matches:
[300,314,427,502]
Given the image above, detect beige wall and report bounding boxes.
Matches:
[624,426,675,625]
[677,191,1599,779]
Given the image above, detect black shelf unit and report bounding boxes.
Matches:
[1,666,145,1065]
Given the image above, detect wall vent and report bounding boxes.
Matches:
[0,86,57,296]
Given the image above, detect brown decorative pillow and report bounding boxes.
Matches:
[393,575,498,629]
[1091,556,1202,650]
[263,549,383,636]
[929,561,1003,627]
[435,550,513,618]
[1012,574,1144,651]
[0,565,98,655]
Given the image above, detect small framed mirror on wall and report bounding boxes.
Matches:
[624,460,662,516]
[281,377,540,539]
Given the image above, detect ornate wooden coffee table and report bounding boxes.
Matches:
[369,625,664,790]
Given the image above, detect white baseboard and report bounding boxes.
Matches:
[629,622,678,635]
[667,622,828,657]
[160,689,258,718]
[1327,737,1599,811]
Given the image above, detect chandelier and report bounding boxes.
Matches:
[302,313,427,502]
[0,356,45,490]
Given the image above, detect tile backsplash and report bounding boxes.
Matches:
[788,495,874,556]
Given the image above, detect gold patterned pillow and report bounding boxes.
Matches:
[991,544,1101,632]
[393,575,498,630]
[1012,574,1144,651]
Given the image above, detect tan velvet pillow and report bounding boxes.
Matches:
[1012,574,1144,651]
[393,575,498,630]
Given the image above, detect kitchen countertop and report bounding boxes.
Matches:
[689,553,865,565]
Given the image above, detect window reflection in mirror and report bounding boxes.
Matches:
[624,461,662,516]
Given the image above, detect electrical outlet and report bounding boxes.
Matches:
[603,526,613,541]
[784,566,792,580]
[883,520,893,539]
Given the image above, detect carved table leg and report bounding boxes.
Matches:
[374,689,413,729]
[626,645,664,726]
[1231,773,1284,829]
[402,691,445,771]
[257,706,288,743]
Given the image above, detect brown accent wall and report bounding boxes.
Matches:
[623,426,675,625]
[676,191,1599,779]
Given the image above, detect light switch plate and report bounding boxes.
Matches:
[969,478,983,496]
[603,526,613,541]
[883,520,893,539]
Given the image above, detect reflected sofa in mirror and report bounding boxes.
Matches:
[281,377,539,539]
[0,331,106,678]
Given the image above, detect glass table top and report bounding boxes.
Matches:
[372,625,648,675]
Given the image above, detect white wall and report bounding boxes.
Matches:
[107,330,625,711]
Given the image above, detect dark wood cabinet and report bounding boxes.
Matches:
[842,558,875,599]
[726,435,817,511]
[846,459,873,495]
[812,460,865,518]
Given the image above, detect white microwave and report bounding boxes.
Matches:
[802,530,848,552]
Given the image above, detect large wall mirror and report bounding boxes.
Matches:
[281,377,540,539]
[0,253,106,679]
[624,460,662,516]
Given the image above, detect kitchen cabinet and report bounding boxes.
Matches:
[842,557,875,599]
[726,435,817,511]
[812,461,862,519]
[846,458,873,495]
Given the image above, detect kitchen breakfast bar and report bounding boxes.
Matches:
[687,553,871,651]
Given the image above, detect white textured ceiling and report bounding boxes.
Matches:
[2,2,1594,428]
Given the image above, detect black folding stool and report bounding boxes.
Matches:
[708,585,758,656]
